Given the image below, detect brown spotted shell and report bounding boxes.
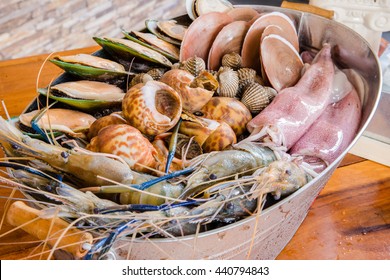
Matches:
[217,67,239,98]
[179,116,236,153]
[130,73,153,87]
[183,56,206,77]
[87,124,157,172]
[122,80,182,136]
[200,97,252,136]
[87,112,127,140]
[160,69,217,112]
[241,82,277,115]
[221,52,242,69]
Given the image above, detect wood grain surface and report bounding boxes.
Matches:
[0,48,389,260]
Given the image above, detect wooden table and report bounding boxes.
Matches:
[0,48,389,260]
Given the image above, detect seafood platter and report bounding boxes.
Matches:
[0,0,382,260]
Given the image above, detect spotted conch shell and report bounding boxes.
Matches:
[87,112,127,140]
[122,81,182,136]
[87,124,158,172]
[160,69,218,112]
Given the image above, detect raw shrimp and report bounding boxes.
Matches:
[0,116,134,186]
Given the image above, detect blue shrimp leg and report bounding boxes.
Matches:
[164,119,182,174]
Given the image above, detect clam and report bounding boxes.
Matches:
[221,52,242,69]
[261,34,303,92]
[50,54,132,83]
[217,67,239,98]
[241,12,298,72]
[93,37,173,68]
[160,69,218,112]
[145,19,182,46]
[186,0,234,20]
[180,12,233,63]
[240,82,276,115]
[182,56,206,77]
[87,124,158,173]
[207,20,248,70]
[19,108,96,139]
[199,97,252,136]
[87,112,128,140]
[38,80,125,111]
[122,81,182,136]
[122,30,180,61]
[226,7,260,21]
[179,116,236,153]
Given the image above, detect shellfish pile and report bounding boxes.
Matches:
[0,0,364,260]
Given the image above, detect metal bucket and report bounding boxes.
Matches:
[109,5,382,260]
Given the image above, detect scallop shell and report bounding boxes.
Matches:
[146,68,166,81]
[200,97,252,136]
[240,82,275,114]
[227,7,260,21]
[183,56,206,77]
[261,34,303,92]
[217,67,239,98]
[237,67,257,89]
[160,69,217,112]
[130,73,154,87]
[122,81,182,136]
[221,52,242,69]
[87,124,157,173]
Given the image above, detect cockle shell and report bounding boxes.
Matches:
[130,73,154,87]
[179,116,236,153]
[217,67,239,98]
[200,97,252,136]
[237,67,257,90]
[183,56,206,77]
[87,112,128,140]
[87,124,157,172]
[221,52,242,69]
[122,81,182,136]
[261,34,303,92]
[19,108,96,138]
[160,69,218,112]
[240,82,276,115]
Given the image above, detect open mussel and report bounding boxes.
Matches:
[38,80,125,111]
[18,108,96,139]
[49,54,133,84]
[145,19,184,46]
[93,37,173,69]
[122,30,180,61]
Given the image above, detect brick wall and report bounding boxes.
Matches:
[0,0,186,60]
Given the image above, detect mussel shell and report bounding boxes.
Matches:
[19,108,96,138]
[93,37,173,68]
[156,20,187,41]
[145,19,182,46]
[122,30,180,61]
[38,80,125,111]
[50,54,132,83]
[122,80,182,136]
[180,12,233,63]
[199,97,252,137]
